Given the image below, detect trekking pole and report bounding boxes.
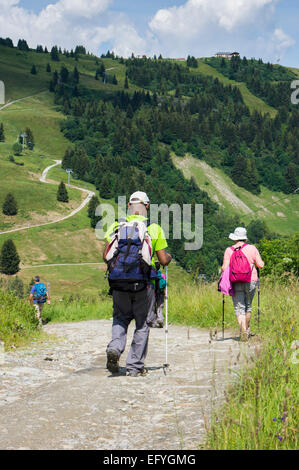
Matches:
[257,267,260,331]
[163,265,169,372]
[222,294,225,340]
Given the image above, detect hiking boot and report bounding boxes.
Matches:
[126,368,147,377]
[240,331,248,342]
[106,349,120,374]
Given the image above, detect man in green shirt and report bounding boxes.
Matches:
[103,191,172,377]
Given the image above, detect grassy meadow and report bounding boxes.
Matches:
[205,277,298,450]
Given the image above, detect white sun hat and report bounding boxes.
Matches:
[229,227,248,241]
[129,191,150,205]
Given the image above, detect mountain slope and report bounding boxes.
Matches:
[194,60,278,118]
[173,153,299,234]
[0,43,298,282]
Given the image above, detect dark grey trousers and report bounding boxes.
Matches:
[106,285,154,373]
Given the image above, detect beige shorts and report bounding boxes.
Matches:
[34,303,44,319]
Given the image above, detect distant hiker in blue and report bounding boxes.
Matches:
[29,276,50,326]
[103,191,172,377]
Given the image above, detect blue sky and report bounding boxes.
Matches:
[2,1,298,66]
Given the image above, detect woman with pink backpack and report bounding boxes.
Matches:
[221,227,264,341]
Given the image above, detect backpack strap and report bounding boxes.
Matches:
[231,243,247,252]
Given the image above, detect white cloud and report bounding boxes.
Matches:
[0,0,295,62]
[256,27,295,61]
[149,0,276,36]
[147,0,296,61]
[0,0,145,56]
[272,27,295,52]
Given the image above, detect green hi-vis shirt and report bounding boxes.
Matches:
[105,215,168,267]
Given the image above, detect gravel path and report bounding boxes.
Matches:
[0,320,251,450]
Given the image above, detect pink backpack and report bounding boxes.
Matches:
[229,243,252,283]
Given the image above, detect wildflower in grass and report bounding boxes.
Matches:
[277,435,283,441]
[272,418,277,422]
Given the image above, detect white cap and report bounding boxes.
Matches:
[129,191,150,205]
[229,227,247,241]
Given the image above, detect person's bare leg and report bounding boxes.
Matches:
[245,312,251,329]
[237,314,247,339]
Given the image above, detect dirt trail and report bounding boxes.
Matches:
[0,90,47,111]
[0,320,252,450]
[0,160,95,235]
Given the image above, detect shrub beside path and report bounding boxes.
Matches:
[0,320,251,450]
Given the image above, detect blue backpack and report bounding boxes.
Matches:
[106,220,154,292]
[33,282,47,303]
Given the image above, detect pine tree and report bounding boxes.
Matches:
[88,195,99,218]
[62,147,74,170]
[51,46,59,61]
[46,63,51,73]
[88,195,101,228]
[124,76,129,89]
[0,239,20,275]
[57,182,69,202]
[60,66,69,83]
[72,148,90,179]
[72,66,79,84]
[0,122,5,142]
[25,127,34,150]
[284,163,298,193]
[247,159,261,194]
[31,64,37,75]
[17,39,29,51]
[2,193,18,216]
[100,174,113,199]
[232,154,249,189]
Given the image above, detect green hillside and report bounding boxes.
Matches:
[193,59,278,118]
[0,44,136,102]
[0,43,298,283]
[0,91,87,231]
[173,153,299,234]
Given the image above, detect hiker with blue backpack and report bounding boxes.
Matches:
[103,191,172,377]
[221,227,264,341]
[29,276,50,326]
